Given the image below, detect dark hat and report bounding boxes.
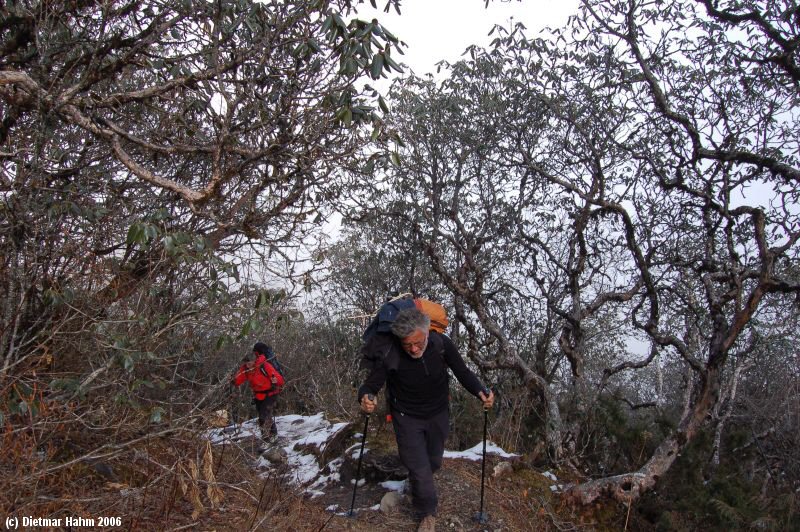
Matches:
[253,342,270,355]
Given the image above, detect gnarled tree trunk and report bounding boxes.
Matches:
[566,362,723,504]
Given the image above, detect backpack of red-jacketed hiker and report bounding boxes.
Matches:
[263,346,284,379]
[261,357,284,396]
[358,295,449,372]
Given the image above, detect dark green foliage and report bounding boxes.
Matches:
[638,429,798,531]
[0,0,404,381]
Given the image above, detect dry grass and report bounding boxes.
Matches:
[1,372,600,532]
[2,400,602,531]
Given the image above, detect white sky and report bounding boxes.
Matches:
[355,0,580,79]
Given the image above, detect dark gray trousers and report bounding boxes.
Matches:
[255,395,277,439]
[391,407,449,517]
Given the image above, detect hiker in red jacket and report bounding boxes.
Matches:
[233,342,285,444]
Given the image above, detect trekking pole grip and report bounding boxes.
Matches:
[365,394,375,416]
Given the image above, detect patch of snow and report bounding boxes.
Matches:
[370,504,381,510]
[542,470,558,481]
[254,455,271,468]
[350,478,366,486]
[205,418,260,443]
[207,413,354,497]
[326,504,339,511]
[351,447,369,459]
[296,422,350,450]
[443,440,518,461]
[380,480,407,492]
[282,452,321,485]
[207,413,521,501]
[307,459,342,494]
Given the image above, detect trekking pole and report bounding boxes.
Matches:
[473,405,490,524]
[347,395,373,518]
[215,382,237,477]
[229,381,240,426]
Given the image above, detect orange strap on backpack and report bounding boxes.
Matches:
[414,298,449,333]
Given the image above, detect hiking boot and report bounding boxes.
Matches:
[261,430,279,445]
[417,515,435,532]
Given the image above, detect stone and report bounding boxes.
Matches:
[380,491,404,514]
[206,409,229,428]
[492,461,513,479]
[293,421,355,465]
[264,447,287,464]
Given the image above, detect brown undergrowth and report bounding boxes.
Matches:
[0,373,329,531]
[1,388,629,531]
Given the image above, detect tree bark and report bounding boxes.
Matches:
[565,364,721,505]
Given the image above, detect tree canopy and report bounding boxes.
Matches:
[2,0,798,525]
[346,0,800,503]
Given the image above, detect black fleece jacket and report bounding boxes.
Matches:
[357,332,486,419]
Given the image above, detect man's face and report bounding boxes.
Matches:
[400,330,428,359]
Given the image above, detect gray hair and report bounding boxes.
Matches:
[390,308,430,338]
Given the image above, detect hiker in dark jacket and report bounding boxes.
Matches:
[233,342,285,444]
[358,308,494,532]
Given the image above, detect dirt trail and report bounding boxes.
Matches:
[313,454,552,531]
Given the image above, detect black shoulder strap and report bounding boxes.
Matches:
[428,332,448,367]
[360,332,396,371]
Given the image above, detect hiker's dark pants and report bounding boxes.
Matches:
[391,407,449,517]
[255,395,277,439]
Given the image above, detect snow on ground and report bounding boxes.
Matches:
[443,440,518,461]
[206,413,350,498]
[543,470,563,492]
[380,479,407,492]
[205,417,261,444]
[207,414,518,501]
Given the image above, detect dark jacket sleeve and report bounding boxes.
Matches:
[441,335,486,397]
[357,362,387,402]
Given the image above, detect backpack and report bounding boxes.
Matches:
[359,296,449,372]
[264,346,284,377]
[260,357,285,397]
[414,298,448,334]
[361,296,448,342]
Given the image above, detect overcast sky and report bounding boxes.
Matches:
[306,2,581,243]
[355,0,580,79]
